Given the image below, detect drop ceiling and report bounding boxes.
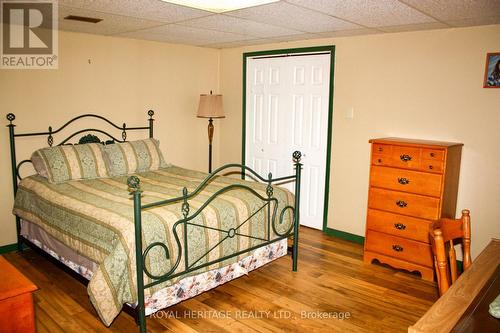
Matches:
[58,0,500,48]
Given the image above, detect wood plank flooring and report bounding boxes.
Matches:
[4,227,438,332]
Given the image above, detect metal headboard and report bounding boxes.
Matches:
[5,110,155,196]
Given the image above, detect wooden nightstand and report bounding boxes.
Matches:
[0,255,38,333]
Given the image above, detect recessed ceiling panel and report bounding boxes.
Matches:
[226,1,362,33]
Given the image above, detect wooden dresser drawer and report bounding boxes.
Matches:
[370,166,443,197]
[366,209,432,243]
[368,187,440,220]
[420,159,444,173]
[421,148,444,161]
[365,230,433,267]
[372,143,392,155]
[372,154,390,166]
[390,145,421,169]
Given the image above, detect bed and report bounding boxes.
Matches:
[6,111,302,333]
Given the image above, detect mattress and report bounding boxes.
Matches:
[13,165,294,325]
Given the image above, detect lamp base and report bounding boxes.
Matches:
[208,118,214,173]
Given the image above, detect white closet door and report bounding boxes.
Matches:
[246,53,330,230]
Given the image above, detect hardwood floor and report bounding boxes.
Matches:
[4,227,438,332]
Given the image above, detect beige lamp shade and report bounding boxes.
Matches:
[197,94,224,118]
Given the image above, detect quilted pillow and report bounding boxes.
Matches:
[31,143,109,184]
[102,138,168,176]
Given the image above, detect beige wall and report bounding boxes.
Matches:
[219,24,500,258]
[1,25,499,260]
[0,31,221,247]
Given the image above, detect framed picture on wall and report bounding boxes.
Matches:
[483,52,500,88]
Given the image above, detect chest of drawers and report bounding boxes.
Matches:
[363,138,463,281]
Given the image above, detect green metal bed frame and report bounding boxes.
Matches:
[6,111,302,333]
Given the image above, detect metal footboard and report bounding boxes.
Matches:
[128,152,302,333]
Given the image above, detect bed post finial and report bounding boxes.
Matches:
[127,176,141,193]
[148,110,154,138]
[6,113,15,125]
[292,151,302,164]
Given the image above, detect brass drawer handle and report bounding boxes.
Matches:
[430,152,435,157]
[378,147,383,152]
[397,177,410,185]
[400,154,412,162]
[396,200,407,208]
[394,223,406,230]
[428,165,434,170]
[377,158,382,163]
[392,245,404,252]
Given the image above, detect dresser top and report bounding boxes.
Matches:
[0,256,37,300]
[369,137,463,148]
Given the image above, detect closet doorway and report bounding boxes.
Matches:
[242,46,335,231]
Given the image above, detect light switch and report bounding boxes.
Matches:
[344,107,354,119]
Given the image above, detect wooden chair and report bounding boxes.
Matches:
[430,209,472,296]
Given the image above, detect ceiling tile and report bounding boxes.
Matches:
[180,14,304,38]
[51,1,500,49]
[317,28,381,38]
[118,24,254,45]
[379,22,449,33]
[286,0,436,27]
[447,15,500,27]
[225,1,362,33]
[205,38,276,49]
[117,30,202,45]
[270,33,323,42]
[58,6,164,35]
[59,0,212,23]
[399,0,500,22]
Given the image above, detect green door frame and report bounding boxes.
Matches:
[242,45,335,233]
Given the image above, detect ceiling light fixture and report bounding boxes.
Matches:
[161,0,279,13]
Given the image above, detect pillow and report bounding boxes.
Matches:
[102,138,168,176]
[31,143,109,184]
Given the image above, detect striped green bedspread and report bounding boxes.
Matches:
[13,166,294,326]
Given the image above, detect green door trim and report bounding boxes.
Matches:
[242,45,335,233]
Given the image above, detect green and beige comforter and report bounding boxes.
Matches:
[13,166,294,325]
